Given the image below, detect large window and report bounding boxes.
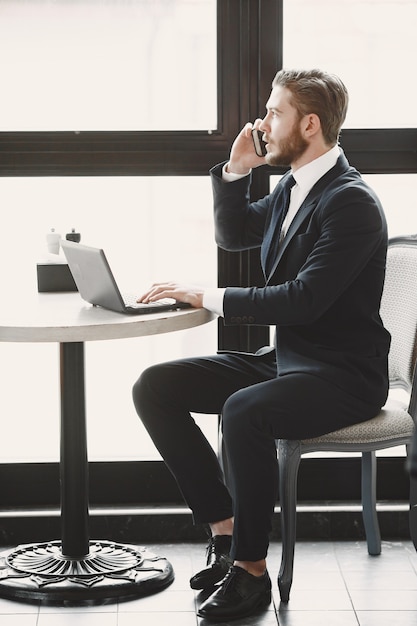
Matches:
[0,175,217,462]
[0,0,414,509]
[271,6,416,503]
[280,0,417,466]
[0,0,219,464]
[284,0,417,129]
[0,0,217,131]
[0,0,281,466]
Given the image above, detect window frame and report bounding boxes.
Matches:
[0,0,414,512]
[0,0,281,178]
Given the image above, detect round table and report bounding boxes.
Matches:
[0,292,215,604]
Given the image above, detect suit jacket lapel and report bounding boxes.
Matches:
[264,152,351,283]
[265,197,317,281]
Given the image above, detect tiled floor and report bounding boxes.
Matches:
[0,539,417,625]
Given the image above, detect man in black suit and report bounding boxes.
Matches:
[133,68,390,621]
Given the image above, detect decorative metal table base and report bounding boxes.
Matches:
[0,540,174,604]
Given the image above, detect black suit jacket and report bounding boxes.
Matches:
[210,151,391,406]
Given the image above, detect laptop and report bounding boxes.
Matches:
[61,240,190,315]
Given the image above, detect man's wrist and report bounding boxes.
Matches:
[222,162,251,182]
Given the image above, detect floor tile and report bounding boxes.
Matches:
[349,588,417,611]
[277,610,359,626]
[289,541,340,571]
[118,611,197,626]
[118,589,196,613]
[335,541,416,572]
[40,602,117,614]
[274,587,353,611]
[37,613,117,626]
[168,567,195,591]
[0,617,38,626]
[355,611,417,626]
[291,568,346,590]
[343,567,417,590]
[0,598,39,614]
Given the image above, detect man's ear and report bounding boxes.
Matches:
[302,113,321,138]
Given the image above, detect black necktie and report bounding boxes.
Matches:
[264,174,295,277]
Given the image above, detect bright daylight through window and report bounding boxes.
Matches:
[0,0,217,131]
[0,0,218,462]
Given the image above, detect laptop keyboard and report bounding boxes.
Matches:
[123,294,175,308]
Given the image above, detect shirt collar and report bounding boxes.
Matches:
[291,144,340,195]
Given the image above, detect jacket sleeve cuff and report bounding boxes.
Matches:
[222,162,252,182]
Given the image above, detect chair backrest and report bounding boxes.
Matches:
[380,235,417,393]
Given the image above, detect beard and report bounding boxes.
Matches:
[265,121,308,167]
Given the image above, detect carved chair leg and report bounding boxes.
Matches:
[361,450,381,555]
[276,439,302,603]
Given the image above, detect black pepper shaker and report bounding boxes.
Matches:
[66,228,81,243]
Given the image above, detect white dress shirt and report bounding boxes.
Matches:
[203,145,341,317]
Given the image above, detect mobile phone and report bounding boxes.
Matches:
[251,129,267,157]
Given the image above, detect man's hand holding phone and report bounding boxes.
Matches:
[227,120,267,176]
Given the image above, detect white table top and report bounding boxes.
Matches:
[0,292,216,343]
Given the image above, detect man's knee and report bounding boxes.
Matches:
[132,363,164,416]
[133,360,190,419]
[222,388,254,439]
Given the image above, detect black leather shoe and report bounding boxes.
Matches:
[189,535,232,590]
[197,565,271,622]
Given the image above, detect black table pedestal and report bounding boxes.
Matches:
[0,541,173,604]
[0,342,174,604]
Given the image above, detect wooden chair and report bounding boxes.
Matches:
[276,234,417,602]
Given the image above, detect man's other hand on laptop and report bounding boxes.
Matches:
[138,282,204,309]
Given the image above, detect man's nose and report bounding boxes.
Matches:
[259,116,268,134]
